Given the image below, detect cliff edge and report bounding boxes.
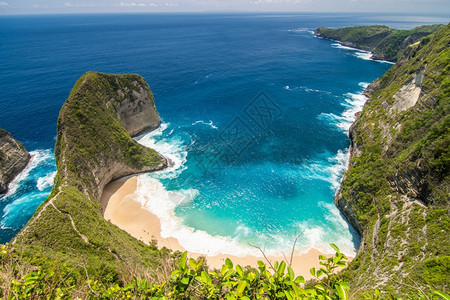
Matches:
[315,24,443,62]
[14,72,168,273]
[0,129,30,194]
[335,25,449,295]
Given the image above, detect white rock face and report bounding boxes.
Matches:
[392,71,424,112]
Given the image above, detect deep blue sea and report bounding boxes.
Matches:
[0,13,447,255]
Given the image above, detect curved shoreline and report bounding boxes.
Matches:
[101,176,352,279]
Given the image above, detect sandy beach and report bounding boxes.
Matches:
[101,176,349,279]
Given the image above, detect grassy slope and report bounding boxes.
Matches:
[338,24,449,296]
[315,24,444,62]
[13,72,169,280]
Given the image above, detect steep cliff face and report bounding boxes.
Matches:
[315,24,443,62]
[115,79,161,137]
[0,129,30,194]
[14,72,167,273]
[335,25,449,295]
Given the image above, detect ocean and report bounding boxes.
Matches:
[0,13,446,254]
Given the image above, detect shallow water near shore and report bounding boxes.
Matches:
[1,13,444,248]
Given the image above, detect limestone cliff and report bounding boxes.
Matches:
[335,25,449,295]
[14,72,167,273]
[0,129,30,194]
[315,24,443,62]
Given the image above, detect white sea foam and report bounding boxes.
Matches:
[194,74,212,85]
[354,51,373,61]
[319,202,358,256]
[332,42,373,60]
[328,149,350,192]
[192,120,218,130]
[295,203,358,256]
[284,85,331,95]
[135,175,262,257]
[318,83,368,135]
[36,171,56,191]
[1,149,54,198]
[331,43,361,51]
[288,28,314,34]
[331,42,394,64]
[1,192,49,227]
[359,82,369,89]
[134,123,188,179]
[298,149,350,193]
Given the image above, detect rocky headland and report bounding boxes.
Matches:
[0,129,30,194]
[314,24,444,62]
[14,71,168,274]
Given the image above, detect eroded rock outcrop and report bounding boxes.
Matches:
[15,72,167,273]
[0,129,30,194]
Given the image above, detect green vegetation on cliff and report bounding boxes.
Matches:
[11,72,167,283]
[315,24,444,62]
[336,24,449,296]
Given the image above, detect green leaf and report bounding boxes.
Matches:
[236,264,244,276]
[179,251,187,270]
[277,261,286,275]
[333,256,340,264]
[24,285,34,294]
[335,283,349,300]
[434,291,450,300]
[257,261,265,268]
[330,243,340,253]
[201,271,210,284]
[337,262,347,267]
[236,281,247,296]
[226,258,233,269]
[319,255,327,260]
[277,291,286,298]
[221,264,228,275]
[339,282,350,289]
[180,276,190,285]
[287,266,295,280]
[294,276,305,284]
[223,269,236,280]
[286,291,294,300]
[197,258,204,268]
[315,283,326,292]
[189,258,197,270]
[310,267,316,277]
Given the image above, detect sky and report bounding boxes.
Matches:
[0,0,449,15]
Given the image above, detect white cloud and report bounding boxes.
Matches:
[0,1,9,6]
[63,2,98,7]
[116,1,158,6]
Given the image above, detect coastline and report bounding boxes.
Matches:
[101,176,351,279]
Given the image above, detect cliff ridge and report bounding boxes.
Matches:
[14,72,168,274]
[334,24,449,295]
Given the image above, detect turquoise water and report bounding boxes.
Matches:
[1,13,443,252]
